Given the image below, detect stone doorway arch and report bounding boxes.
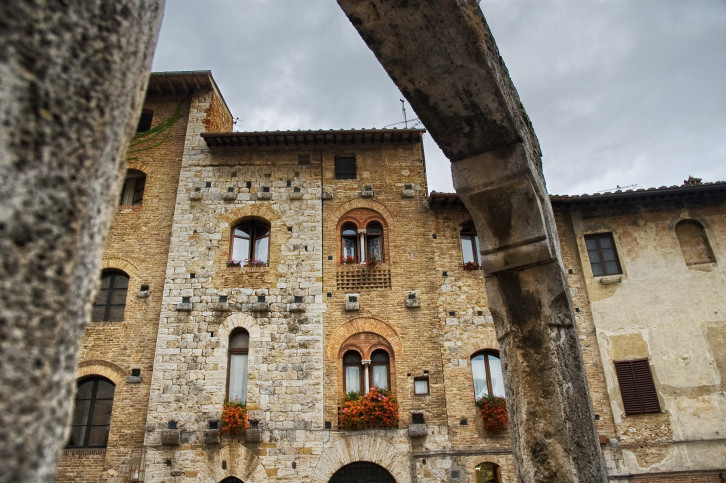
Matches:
[329,461,396,483]
[220,478,244,483]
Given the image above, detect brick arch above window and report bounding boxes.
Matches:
[328,199,395,232]
[221,205,281,225]
[77,360,126,386]
[327,317,402,361]
[126,161,152,177]
[100,257,140,281]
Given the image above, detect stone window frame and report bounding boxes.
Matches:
[413,376,429,396]
[119,169,146,206]
[91,269,130,322]
[584,232,623,277]
[338,333,395,399]
[613,358,661,415]
[337,210,389,264]
[674,218,716,266]
[67,376,115,449]
[230,217,271,265]
[227,328,250,405]
[460,221,481,266]
[470,349,505,400]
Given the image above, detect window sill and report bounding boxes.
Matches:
[227,265,268,273]
[62,448,107,456]
[686,261,717,272]
[597,275,623,285]
[117,205,142,214]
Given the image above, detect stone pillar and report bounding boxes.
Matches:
[336,1,606,480]
[358,229,367,263]
[362,360,371,393]
[0,1,164,480]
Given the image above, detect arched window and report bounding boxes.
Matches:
[92,270,129,322]
[228,329,249,404]
[120,169,146,206]
[675,220,715,266]
[136,109,153,132]
[471,351,505,400]
[343,350,363,395]
[370,349,390,391]
[231,218,270,265]
[341,223,358,262]
[475,462,502,483]
[461,223,480,267]
[68,376,115,448]
[366,222,383,262]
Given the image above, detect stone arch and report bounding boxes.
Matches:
[200,442,269,483]
[312,434,410,483]
[461,336,499,364]
[100,256,141,281]
[673,218,716,266]
[327,317,403,361]
[221,204,281,225]
[77,360,126,385]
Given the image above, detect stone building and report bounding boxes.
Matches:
[56,71,726,482]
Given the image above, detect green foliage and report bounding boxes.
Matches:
[344,391,363,402]
[126,102,183,160]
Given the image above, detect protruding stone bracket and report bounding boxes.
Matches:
[452,144,555,274]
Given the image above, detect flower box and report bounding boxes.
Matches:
[476,395,508,433]
[339,387,398,430]
[220,401,248,437]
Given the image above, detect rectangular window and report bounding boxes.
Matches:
[614,359,661,415]
[585,233,622,276]
[335,156,356,180]
[414,377,429,395]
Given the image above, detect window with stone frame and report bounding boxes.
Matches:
[119,169,146,206]
[471,350,505,400]
[584,232,622,276]
[675,219,715,266]
[92,270,129,322]
[67,376,115,448]
[461,223,481,267]
[227,329,249,404]
[614,359,661,415]
[231,218,270,265]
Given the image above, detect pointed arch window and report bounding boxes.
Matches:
[92,270,129,322]
[228,329,249,404]
[231,218,270,265]
[68,377,115,448]
[675,219,715,266]
[471,351,505,399]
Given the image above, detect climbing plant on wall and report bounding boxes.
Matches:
[126,102,182,161]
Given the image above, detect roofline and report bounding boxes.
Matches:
[428,182,726,209]
[202,128,426,148]
[147,71,232,121]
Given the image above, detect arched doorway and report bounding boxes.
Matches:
[329,461,396,483]
[475,462,501,483]
[220,478,244,483]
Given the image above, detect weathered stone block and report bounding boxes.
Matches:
[251,302,269,312]
[405,298,420,308]
[408,424,427,438]
[401,189,415,198]
[176,302,192,312]
[289,192,303,200]
[160,429,180,446]
[361,189,374,198]
[189,191,202,201]
[245,428,262,443]
[204,430,220,445]
[210,302,229,312]
[222,191,237,201]
[321,191,334,200]
[136,289,150,299]
[256,192,272,200]
[287,303,305,313]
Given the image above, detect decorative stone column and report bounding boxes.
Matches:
[358,229,367,263]
[362,359,371,394]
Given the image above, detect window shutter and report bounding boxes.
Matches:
[614,359,660,415]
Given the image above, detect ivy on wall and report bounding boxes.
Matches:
[126,102,182,161]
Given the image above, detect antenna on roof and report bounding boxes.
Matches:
[400,99,408,129]
[233,117,240,132]
[594,184,637,194]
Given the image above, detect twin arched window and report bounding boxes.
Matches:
[92,270,129,322]
[343,349,391,395]
[341,221,384,263]
[471,351,505,399]
[68,377,115,448]
[228,329,249,404]
[231,218,270,265]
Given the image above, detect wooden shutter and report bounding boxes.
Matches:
[614,359,661,415]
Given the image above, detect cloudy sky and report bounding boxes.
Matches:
[152,0,726,195]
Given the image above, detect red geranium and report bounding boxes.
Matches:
[339,387,398,430]
[220,400,248,436]
[476,395,508,433]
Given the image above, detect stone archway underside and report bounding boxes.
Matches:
[312,434,410,483]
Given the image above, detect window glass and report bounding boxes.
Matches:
[120,170,146,206]
[471,354,488,399]
[371,350,389,390]
[231,219,270,264]
[68,377,115,448]
[228,329,249,404]
[461,224,480,265]
[487,354,505,397]
[585,233,622,276]
[414,377,429,395]
[92,271,129,322]
[345,366,361,394]
[471,351,505,399]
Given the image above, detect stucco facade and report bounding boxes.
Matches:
[56,72,725,482]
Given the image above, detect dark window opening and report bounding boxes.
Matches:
[92,270,129,322]
[461,223,480,266]
[136,110,153,132]
[329,462,395,483]
[67,377,115,448]
[585,233,622,276]
[335,156,357,180]
[231,218,270,264]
